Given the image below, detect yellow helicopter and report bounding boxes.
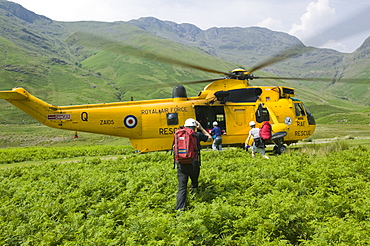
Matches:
[0,55,317,154]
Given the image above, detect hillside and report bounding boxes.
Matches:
[0,1,238,123]
[0,0,369,126]
[129,17,369,104]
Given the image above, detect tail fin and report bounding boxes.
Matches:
[0,88,28,100]
[0,88,57,125]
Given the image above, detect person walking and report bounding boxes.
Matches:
[211,121,222,151]
[246,121,269,159]
[174,118,212,211]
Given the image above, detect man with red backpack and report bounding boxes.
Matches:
[245,121,270,159]
[174,118,212,211]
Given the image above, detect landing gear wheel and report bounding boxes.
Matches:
[274,144,287,155]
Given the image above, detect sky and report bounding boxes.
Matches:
[9,0,370,53]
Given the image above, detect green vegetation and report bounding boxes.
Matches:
[0,145,134,164]
[1,146,369,245]
[1,3,369,244]
[308,124,370,140]
[0,124,129,148]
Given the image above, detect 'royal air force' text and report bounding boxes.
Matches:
[141,107,187,115]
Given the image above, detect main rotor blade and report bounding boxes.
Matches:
[68,32,230,76]
[156,78,225,88]
[248,6,370,74]
[122,78,225,89]
[248,46,310,74]
[142,53,230,76]
[253,76,370,84]
[178,78,225,85]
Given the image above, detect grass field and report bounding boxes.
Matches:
[0,146,369,245]
[0,121,369,245]
[0,124,129,148]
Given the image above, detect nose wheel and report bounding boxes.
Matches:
[273,144,287,155]
[271,133,288,155]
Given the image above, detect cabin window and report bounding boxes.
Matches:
[255,104,270,123]
[216,114,224,123]
[167,113,178,125]
[220,88,262,103]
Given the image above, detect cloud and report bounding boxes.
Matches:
[10,0,370,52]
[257,17,283,32]
[320,39,346,51]
[289,0,336,46]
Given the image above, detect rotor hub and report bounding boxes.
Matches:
[229,68,254,80]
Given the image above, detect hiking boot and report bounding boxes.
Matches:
[190,187,199,194]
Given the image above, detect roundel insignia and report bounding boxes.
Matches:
[285,117,292,125]
[124,115,138,128]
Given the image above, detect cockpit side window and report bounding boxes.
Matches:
[294,103,306,116]
[294,102,316,125]
[303,104,316,125]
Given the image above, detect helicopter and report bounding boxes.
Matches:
[0,60,316,154]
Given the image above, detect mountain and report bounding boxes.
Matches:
[128,18,305,64]
[128,17,342,76]
[0,0,369,125]
[129,17,370,105]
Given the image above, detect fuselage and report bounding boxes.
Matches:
[0,79,316,152]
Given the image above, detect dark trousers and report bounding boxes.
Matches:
[176,164,200,210]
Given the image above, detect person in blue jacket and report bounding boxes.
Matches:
[211,121,222,151]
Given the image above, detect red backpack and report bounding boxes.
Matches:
[260,121,272,140]
[173,127,199,164]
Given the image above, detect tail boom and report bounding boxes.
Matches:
[1,88,59,126]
